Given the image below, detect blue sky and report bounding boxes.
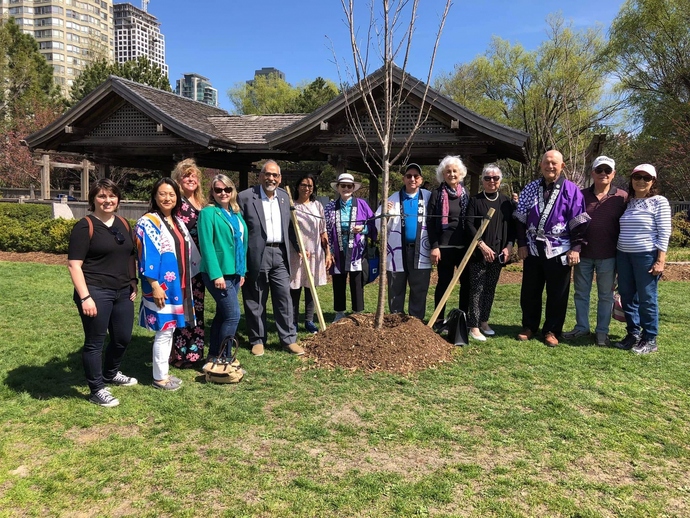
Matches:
[151,0,625,112]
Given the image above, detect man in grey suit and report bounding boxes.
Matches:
[238,160,303,356]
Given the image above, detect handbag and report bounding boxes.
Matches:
[202,336,244,384]
[444,308,469,346]
[361,243,380,285]
[612,287,626,323]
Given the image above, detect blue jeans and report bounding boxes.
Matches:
[616,250,660,339]
[74,285,134,393]
[202,273,241,357]
[572,257,616,334]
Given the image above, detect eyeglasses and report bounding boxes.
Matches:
[339,184,355,189]
[405,174,421,180]
[594,166,612,174]
[262,172,280,178]
[631,174,653,182]
[214,186,233,194]
[483,176,501,182]
[299,183,314,189]
[108,226,125,244]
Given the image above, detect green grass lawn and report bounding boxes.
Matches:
[1,261,689,517]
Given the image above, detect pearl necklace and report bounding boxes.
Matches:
[483,191,499,201]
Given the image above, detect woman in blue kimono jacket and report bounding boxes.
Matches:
[136,178,195,391]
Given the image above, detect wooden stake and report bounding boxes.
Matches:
[427,207,496,327]
[286,187,327,332]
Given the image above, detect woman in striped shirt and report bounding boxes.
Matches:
[615,164,672,354]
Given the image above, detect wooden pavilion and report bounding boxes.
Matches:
[25,65,529,202]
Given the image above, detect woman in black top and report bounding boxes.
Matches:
[67,179,138,407]
[428,155,470,327]
[465,164,515,341]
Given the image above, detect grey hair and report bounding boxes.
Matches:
[482,163,503,180]
[260,159,281,175]
[435,155,467,183]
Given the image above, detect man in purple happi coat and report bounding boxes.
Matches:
[514,150,590,347]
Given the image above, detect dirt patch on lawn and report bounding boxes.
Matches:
[301,313,455,374]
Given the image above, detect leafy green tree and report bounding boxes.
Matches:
[69,56,171,104]
[0,18,62,118]
[294,77,339,112]
[608,0,690,199]
[227,72,300,114]
[436,15,621,187]
[0,18,64,188]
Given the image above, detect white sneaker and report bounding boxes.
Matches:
[469,329,487,342]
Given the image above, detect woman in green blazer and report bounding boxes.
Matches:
[197,174,248,361]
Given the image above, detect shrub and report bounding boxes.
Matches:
[670,212,690,248]
[0,215,77,253]
[0,203,51,223]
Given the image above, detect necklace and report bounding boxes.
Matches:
[483,191,499,201]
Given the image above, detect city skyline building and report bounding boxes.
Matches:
[175,72,218,107]
[1,0,114,95]
[247,66,285,86]
[113,2,167,77]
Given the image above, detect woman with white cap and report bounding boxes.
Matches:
[324,173,378,321]
[615,164,671,354]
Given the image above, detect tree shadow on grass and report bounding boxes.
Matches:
[4,335,153,400]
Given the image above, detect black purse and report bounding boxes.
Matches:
[444,308,469,346]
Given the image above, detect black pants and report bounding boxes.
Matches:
[434,246,470,321]
[75,285,133,393]
[520,254,571,335]
[332,271,364,312]
[291,287,315,323]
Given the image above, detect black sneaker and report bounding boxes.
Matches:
[633,338,658,355]
[89,388,120,407]
[304,321,319,334]
[105,371,138,386]
[615,333,640,350]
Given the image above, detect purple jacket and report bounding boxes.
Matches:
[325,197,377,274]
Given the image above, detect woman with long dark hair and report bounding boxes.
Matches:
[136,178,195,391]
[289,173,332,333]
[68,179,138,407]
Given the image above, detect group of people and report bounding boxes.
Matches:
[67,151,672,408]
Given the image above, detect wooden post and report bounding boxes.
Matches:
[286,186,327,332]
[82,160,92,200]
[427,207,496,327]
[40,154,51,200]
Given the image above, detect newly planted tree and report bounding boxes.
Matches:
[337,0,451,327]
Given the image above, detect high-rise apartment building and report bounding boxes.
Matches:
[113,2,167,77]
[1,0,114,95]
[175,73,218,107]
[247,67,285,86]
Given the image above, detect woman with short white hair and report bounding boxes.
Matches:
[428,155,471,328]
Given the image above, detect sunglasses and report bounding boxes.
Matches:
[594,166,612,174]
[213,186,234,194]
[483,176,501,182]
[631,174,654,183]
[339,184,355,189]
[108,226,125,244]
[405,174,421,180]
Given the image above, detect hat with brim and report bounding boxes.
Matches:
[331,172,362,192]
[632,163,657,178]
[592,156,615,170]
[405,163,423,176]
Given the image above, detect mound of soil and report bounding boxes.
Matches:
[302,313,455,374]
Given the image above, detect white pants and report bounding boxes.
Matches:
[152,328,174,381]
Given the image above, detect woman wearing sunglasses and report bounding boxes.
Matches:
[197,174,248,361]
[68,179,138,407]
[615,164,672,354]
[170,159,206,368]
[136,178,195,391]
[465,164,516,341]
